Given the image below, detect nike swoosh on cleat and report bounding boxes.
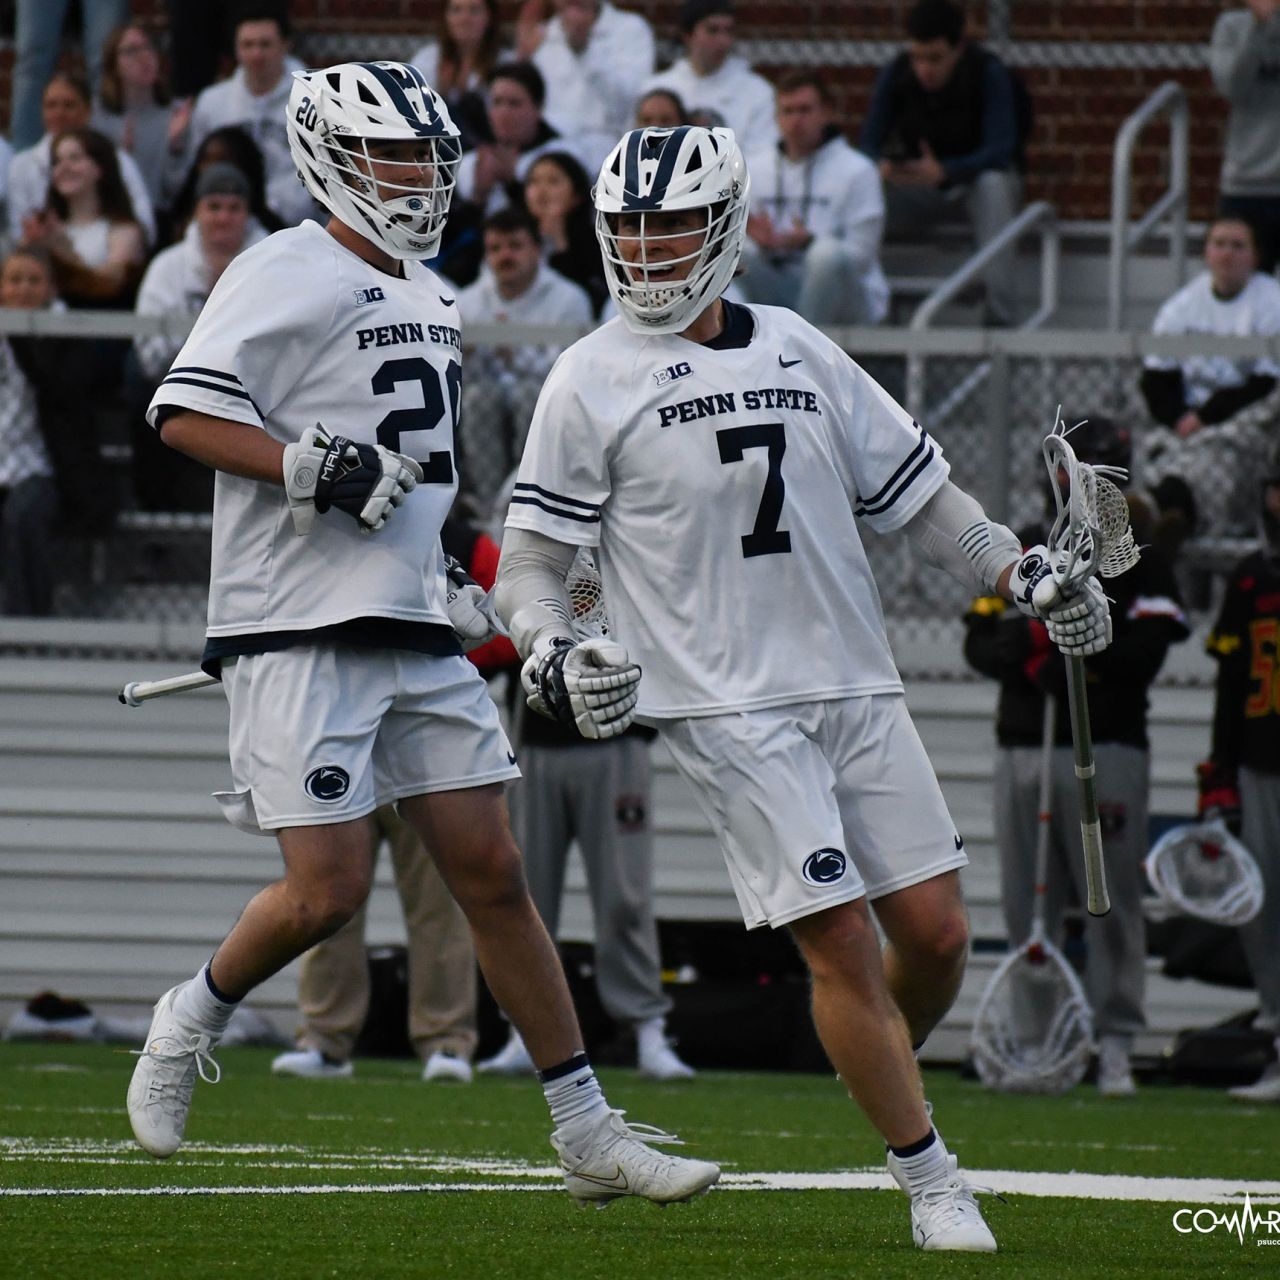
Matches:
[778,355,802,368]
[572,1165,630,1191]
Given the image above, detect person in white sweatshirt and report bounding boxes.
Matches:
[185,10,314,226]
[642,0,777,166]
[741,70,889,326]
[455,206,593,518]
[522,0,655,174]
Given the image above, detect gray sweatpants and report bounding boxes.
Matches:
[995,741,1149,1038]
[508,735,671,1025]
[1240,767,1280,1034]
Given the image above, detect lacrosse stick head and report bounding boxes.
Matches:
[1043,413,1141,592]
[1144,820,1265,927]
[970,932,1095,1095]
[566,549,610,639]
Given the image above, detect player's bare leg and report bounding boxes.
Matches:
[873,871,970,1048]
[790,896,996,1252]
[402,783,719,1206]
[129,816,378,1158]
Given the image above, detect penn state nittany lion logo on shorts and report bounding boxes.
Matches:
[304,765,351,802]
[802,847,847,885]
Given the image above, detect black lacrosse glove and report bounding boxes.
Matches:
[283,429,423,535]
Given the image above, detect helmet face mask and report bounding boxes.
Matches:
[594,126,749,335]
[287,62,461,261]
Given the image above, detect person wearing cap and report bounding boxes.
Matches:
[641,0,777,165]
[129,162,267,510]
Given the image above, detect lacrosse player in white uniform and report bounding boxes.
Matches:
[494,124,1113,1253]
[126,63,720,1210]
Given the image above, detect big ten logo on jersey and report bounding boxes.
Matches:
[353,286,386,306]
[653,360,692,387]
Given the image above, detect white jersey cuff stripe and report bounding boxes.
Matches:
[509,493,602,524]
[167,365,245,387]
[855,444,936,518]
[512,482,600,513]
[856,423,930,508]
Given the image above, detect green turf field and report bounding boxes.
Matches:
[4,1042,1278,1277]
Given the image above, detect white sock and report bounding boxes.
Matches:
[635,1017,667,1056]
[172,966,237,1035]
[541,1053,609,1139]
[889,1129,951,1195]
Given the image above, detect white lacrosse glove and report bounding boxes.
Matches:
[520,634,641,740]
[444,555,504,652]
[1009,544,1113,657]
[283,427,424,536]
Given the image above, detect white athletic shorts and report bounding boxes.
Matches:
[658,693,967,929]
[214,645,520,836]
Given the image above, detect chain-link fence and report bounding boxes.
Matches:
[4,311,1274,670]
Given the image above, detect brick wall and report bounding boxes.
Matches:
[6,0,1233,222]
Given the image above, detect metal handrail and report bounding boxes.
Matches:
[905,200,1059,422]
[1107,80,1188,330]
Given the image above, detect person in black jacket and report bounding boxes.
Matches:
[0,245,112,615]
[1200,440,1280,1103]
[963,416,1189,1095]
[860,0,1029,326]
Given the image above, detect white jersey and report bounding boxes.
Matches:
[505,303,949,718]
[1145,270,1280,405]
[147,221,464,639]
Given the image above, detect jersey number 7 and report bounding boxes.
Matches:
[716,422,792,558]
[373,355,461,484]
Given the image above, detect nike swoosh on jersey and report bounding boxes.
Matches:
[440,296,456,306]
[507,751,517,765]
[954,833,964,850]
[778,355,802,368]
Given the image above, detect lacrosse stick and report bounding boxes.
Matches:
[119,671,218,706]
[1144,820,1265,927]
[565,548,610,638]
[971,698,1095,1094]
[1042,414,1141,916]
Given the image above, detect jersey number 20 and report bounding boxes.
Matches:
[716,422,791,558]
[373,356,460,484]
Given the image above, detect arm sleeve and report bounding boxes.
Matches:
[1198,373,1278,424]
[493,525,581,658]
[903,477,1021,592]
[940,56,1016,185]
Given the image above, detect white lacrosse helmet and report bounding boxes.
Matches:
[286,61,461,261]
[593,125,749,335]
[1144,820,1265,927]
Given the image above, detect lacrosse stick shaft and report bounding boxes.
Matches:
[1030,697,1056,934]
[119,671,218,706]
[1063,655,1110,916]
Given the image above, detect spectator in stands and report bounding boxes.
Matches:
[93,23,192,229]
[519,0,655,173]
[740,71,889,326]
[21,127,146,309]
[1201,440,1280,1104]
[270,803,482,1084]
[860,0,1027,327]
[1138,215,1280,541]
[1210,0,1280,274]
[129,163,267,513]
[168,125,286,240]
[410,0,507,150]
[9,72,156,245]
[963,416,1189,1096]
[642,0,777,165]
[0,246,112,614]
[9,0,130,151]
[634,88,688,129]
[455,207,593,520]
[523,151,607,312]
[186,8,313,226]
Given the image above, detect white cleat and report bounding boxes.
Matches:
[1228,1062,1280,1103]
[271,1048,354,1080]
[126,985,221,1158]
[637,1039,696,1082]
[423,1050,473,1084]
[1097,1038,1137,1098]
[552,1108,720,1207]
[888,1152,998,1253]
[476,1033,536,1076]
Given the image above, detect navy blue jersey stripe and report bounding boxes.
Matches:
[857,422,929,508]
[168,366,244,385]
[160,376,258,404]
[510,494,601,524]
[855,445,936,517]
[512,482,600,513]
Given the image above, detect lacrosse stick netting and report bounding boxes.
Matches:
[1145,820,1265,927]
[565,548,610,638]
[971,699,1094,1094]
[1041,417,1141,916]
